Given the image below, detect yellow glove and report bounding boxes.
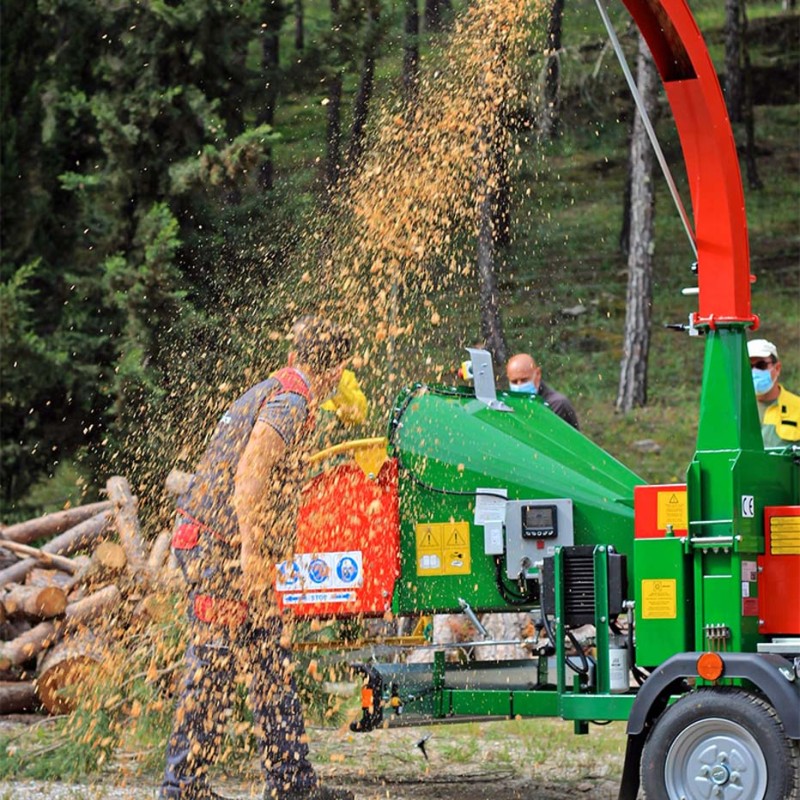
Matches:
[321,369,368,426]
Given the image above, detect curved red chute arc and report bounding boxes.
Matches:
[621,0,755,328]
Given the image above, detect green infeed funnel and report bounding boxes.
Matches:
[388,364,645,615]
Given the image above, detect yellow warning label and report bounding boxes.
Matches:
[770,516,800,555]
[641,579,677,619]
[656,490,688,532]
[415,522,471,576]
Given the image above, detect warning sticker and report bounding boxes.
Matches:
[641,579,677,619]
[656,490,688,533]
[416,522,471,576]
[770,516,800,555]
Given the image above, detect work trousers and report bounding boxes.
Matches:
[161,517,316,798]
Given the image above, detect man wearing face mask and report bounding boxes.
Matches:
[506,353,580,430]
[748,338,800,448]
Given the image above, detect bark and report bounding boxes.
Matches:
[493,112,512,249]
[0,681,39,715]
[258,7,282,191]
[37,639,103,715]
[537,0,565,140]
[3,584,67,619]
[346,0,381,175]
[476,152,508,367]
[26,567,78,589]
[147,530,173,575]
[294,0,304,50]
[325,0,344,193]
[326,73,344,192]
[0,511,111,588]
[619,159,633,257]
[724,0,743,123]
[425,0,442,31]
[0,621,57,670]
[0,540,80,575]
[617,35,658,412]
[403,0,420,104]
[106,477,148,580]
[0,502,112,545]
[741,1,763,190]
[63,585,122,629]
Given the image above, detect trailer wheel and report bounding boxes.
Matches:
[641,688,799,800]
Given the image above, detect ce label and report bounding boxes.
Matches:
[741,495,755,518]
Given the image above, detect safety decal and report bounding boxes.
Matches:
[640,578,677,619]
[415,521,471,576]
[656,490,688,532]
[770,515,800,555]
[276,551,363,592]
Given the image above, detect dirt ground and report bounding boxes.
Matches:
[0,715,628,800]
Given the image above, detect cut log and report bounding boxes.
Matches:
[147,530,173,575]
[3,584,67,619]
[0,621,57,670]
[0,681,40,715]
[64,585,122,628]
[66,542,126,593]
[93,540,127,573]
[106,477,148,580]
[1,501,112,545]
[26,567,75,589]
[0,540,79,574]
[36,639,103,715]
[0,511,111,588]
[0,618,32,642]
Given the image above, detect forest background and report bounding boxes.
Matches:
[1,0,798,527]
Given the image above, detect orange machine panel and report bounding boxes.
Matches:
[634,484,688,539]
[758,505,800,635]
[277,458,400,617]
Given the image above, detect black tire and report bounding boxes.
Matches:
[641,688,799,800]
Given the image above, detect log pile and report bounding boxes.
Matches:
[0,476,183,716]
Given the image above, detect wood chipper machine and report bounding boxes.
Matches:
[275,0,800,797]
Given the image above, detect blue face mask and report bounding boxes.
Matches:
[752,368,775,396]
[510,381,537,395]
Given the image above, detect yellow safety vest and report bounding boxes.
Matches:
[762,385,800,447]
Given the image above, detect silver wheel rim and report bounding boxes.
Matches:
[664,716,768,800]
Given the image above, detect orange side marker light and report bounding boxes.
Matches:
[697,651,724,681]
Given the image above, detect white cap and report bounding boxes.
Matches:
[747,339,778,360]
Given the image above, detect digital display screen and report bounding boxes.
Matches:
[524,506,555,529]
[521,504,558,538]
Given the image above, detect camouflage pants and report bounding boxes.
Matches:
[160,515,316,798]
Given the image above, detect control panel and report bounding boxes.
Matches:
[504,499,574,580]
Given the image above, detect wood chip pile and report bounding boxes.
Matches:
[0,476,183,716]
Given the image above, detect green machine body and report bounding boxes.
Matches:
[387,382,645,615]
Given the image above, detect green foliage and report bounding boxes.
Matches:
[0,262,72,504]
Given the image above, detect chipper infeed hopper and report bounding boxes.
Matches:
[387,366,643,617]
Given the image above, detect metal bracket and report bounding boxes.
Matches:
[466,348,512,412]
